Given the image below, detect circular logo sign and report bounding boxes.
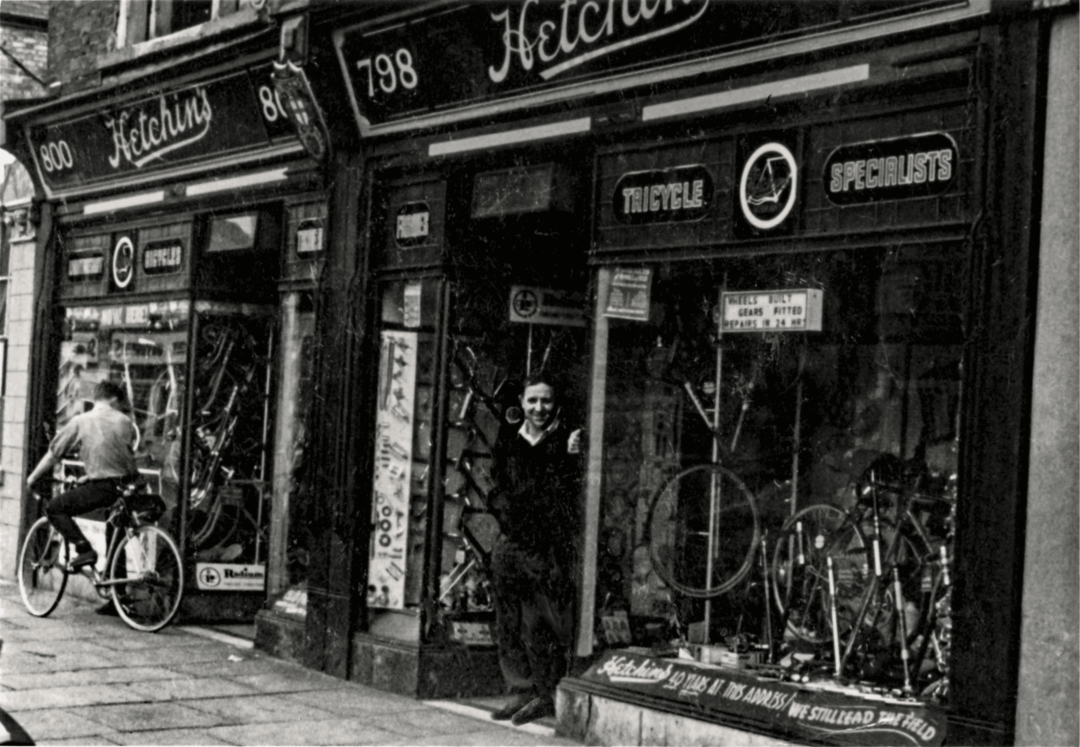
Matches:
[739,143,798,231]
[512,289,539,319]
[198,566,221,588]
[111,236,135,289]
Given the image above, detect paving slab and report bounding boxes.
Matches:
[36,735,120,746]
[181,692,344,725]
[281,686,424,716]
[123,675,258,702]
[366,706,506,740]
[0,650,118,674]
[110,727,233,745]
[224,670,354,694]
[206,717,401,746]
[0,683,149,712]
[3,708,123,742]
[70,701,228,732]
[0,665,179,690]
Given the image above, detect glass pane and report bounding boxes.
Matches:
[593,246,962,692]
[59,303,191,510]
[206,215,258,253]
[187,307,272,566]
[368,281,439,611]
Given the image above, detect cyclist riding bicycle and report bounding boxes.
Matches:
[27,380,141,571]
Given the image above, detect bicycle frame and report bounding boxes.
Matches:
[837,481,947,691]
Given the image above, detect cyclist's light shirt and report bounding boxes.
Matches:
[49,402,138,479]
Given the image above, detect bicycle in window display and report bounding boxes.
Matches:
[641,341,954,701]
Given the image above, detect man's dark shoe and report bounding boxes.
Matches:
[95,601,119,616]
[510,696,555,726]
[70,549,98,569]
[491,694,533,721]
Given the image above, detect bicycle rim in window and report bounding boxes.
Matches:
[18,516,69,617]
[645,462,760,599]
[771,504,869,648]
[110,525,184,632]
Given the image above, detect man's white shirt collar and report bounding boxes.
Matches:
[518,417,560,446]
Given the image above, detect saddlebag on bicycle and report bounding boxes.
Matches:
[129,493,168,524]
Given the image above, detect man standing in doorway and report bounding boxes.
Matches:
[489,374,583,726]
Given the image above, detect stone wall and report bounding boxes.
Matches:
[47,0,119,92]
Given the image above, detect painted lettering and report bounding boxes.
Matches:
[490,0,709,83]
[106,87,213,170]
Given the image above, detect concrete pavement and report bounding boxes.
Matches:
[0,582,579,746]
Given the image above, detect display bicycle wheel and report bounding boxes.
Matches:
[644,463,760,599]
[771,504,868,647]
[110,525,184,632]
[18,516,69,617]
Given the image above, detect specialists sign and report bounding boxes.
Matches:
[582,650,945,746]
[824,132,958,205]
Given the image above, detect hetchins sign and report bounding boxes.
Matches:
[27,68,294,193]
[823,132,958,205]
[581,651,946,746]
[334,0,958,128]
[613,165,713,224]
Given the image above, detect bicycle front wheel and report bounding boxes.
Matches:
[110,525,184,632]
[646,463,760,599]
[18,516,69,617]
[772,504,869,647]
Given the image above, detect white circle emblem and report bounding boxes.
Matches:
[112,236,135,289]
[739,143,798,231]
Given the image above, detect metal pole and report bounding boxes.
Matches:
[704,283,725,642]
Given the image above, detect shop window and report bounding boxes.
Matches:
[117,0,250,47]
[591,244,962,702]
[206,213,259,253]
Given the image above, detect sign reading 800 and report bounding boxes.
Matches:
[39,139,75,173]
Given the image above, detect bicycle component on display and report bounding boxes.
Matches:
[892,564,914,695]
[644,462,760,599]
[827,555,842,678]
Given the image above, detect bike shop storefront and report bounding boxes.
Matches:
[336,143,593,697]
[17,61,326,623]
[562,26,1022,747]
[289,2,1029,743]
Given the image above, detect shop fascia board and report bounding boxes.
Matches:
[344,0,991,140]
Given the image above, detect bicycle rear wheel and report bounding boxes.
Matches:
[110,525,184,632]
[18,516,69,617]
[771,504,869,648]
[645,463,759,599]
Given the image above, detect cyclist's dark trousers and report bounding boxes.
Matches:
[492,535,574,700]
[45,477,127,551]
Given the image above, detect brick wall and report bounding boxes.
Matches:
[0,1,47,582]
[0,8,49,99]
[48,0,119,91]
